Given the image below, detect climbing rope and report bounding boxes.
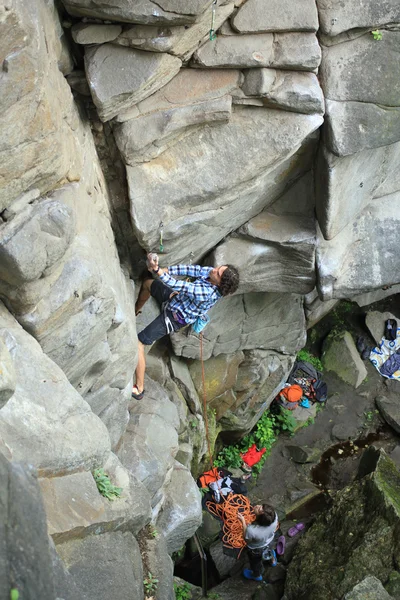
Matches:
[200,332,214,466]
[207,494,256,556]
[209,0,217,40]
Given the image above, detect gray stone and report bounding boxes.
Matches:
[209,540,238,578]
[71,23,122,44]
[213,212,316,294]
[324,99,400,157]
[156,462,202,554]
[331,423,360,442]
[66,70,91,96]
[268,171,315,218]
[193,32,321,70]
[366,311,397,344]
[85,44,181,121]
[171,292,306,360]
[114,95,232,165]
[322,331,367,388]
[0,456,55,600]
[0,338,16,408]
[316,193,400,299]
[0,198,75,286]
[315,141,400,240]
[389,446,400,469]
[56,532,144,600]
[64,0,213,25]
[317,0,400,36]
[344,576,394,600]
[242,69,324,114]
[385,571,400,600]
[115,3,235,58]
[142,534,174,600]
[354,286,400,308]
[50,539,81,600]
[305,290,338,329]
[376,396,400,436]
[0,302,110,475]
[284,445,322,463]
[321,33,400,107]
[169,355,202,414]
[0,0,82,209]
[233,0,318,32]
[128,108,322,265]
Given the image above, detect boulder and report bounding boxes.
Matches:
[171,292,306,360]
[128,108,323,265]
[0,302,110,475]
[304,289,338,329]
[213,212,316,295]
[316,193,400,299]
[354,286,400,308]
[324,99,400,157]
[344,576,394,600]
[71,23,122,44]
[375,396,400,436]
[114,95,232,165]
[241,70,324,114]
[0,338,16,408]
[366,311,397,344]
[64,0,213,25]
[114,2,235,58]
[284,449,400,600]
[85,44,181,121]
[322,331,367,388]
[193,32,321,70]
[56,531,144,600]
[315,141,400,240]
[156,462,202,554]
[317,0,400,36]
[284,445,322,464]
[232,0,318,32]
[0,0,81,209]
[39,456,151,543]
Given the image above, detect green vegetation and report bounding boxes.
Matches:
[174,582,192,600]
[297,349,323,372]
[189,419,198,430]
[93,468,122,501]
[274,408,297,434]
[371,29,383,40]
[10,590,19,600]
[143,572,159,595]
[208,593,221,599]
[149,525,158,538]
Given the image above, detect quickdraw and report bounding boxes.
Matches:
[209,0,217,40]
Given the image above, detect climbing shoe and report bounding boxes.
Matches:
[131,386,145,400]
[243,569,262,582]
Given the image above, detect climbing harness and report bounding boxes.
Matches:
[206,494,256,557]
[209,0,217,40]
[159,221,164,254]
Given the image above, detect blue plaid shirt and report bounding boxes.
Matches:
[159,265,221,324]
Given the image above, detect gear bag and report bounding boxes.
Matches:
[288,360,328,403]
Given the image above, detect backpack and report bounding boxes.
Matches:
[276,384,303,410]
[288,360,328,403]
[384,319,398,342]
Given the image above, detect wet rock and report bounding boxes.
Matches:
[285,448,400,599]
[317,0,400,37]
[322,331,367,388]
[64,0,212,25]
[56,532,144,600]
[156,461,202,554]
[316,193,400,298]
[232,0,318,32]
[71,23,122,44]
[315,140,400,240]
[331,423,360,442]
[344,576,394,600]
[193,32,321,70]
[376,396,400,436]
[214,213,316,294]
[85,44,181,121]
[265,563,286,583]
[389,446,400,470]
[241,70,324,114]
[366,311,397,344]
[385,571,400,599]
[128,107,322,265]
[284,445,322,464]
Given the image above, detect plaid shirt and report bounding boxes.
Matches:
[159,264,221,324]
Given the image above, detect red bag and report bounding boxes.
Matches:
[241,443,266,467]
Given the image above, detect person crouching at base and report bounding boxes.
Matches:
[131,252,239,400]
[238,503,279,582]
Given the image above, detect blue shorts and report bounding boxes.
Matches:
[138,279,186,345]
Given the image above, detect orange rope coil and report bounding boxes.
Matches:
[206,494,256,555]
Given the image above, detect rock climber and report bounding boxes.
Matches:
[238,503,279,582]
[131,253,239,400]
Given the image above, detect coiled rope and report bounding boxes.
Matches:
[206,494,256,556]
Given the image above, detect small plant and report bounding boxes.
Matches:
[297,349,323,372]
[274,408,297,435]
[364,410,374,423]
[214,444,242,469]
[149,525,158,538]
[208,593,221,600]
[174,581,192,600]
[93,468,122,501]
[143,572,159,595]
[371,29,382,40]
[199,486,210,497]
[306,416,315,426]
[189,419,198,430]
[10,590,19,600]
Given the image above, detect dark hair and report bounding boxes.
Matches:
[219,265,239,296]
[255,504,276,527]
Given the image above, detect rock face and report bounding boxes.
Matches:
[232,0,319,33]
[344,576,395,600]
[317,0,400,36]
[376,396,400,436]
[284,448,400,600]
[322,331,367,388]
